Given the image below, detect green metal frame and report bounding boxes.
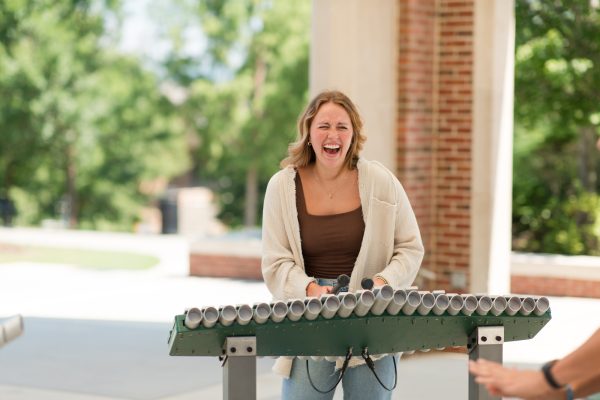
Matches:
[169,311,551,357]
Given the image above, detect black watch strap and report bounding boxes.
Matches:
[541,360,564,389]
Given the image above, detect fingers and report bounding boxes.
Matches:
[469,359,503,377]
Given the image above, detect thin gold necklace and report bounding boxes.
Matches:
[312,168,348,200]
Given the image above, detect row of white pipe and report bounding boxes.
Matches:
[183,286,551,329]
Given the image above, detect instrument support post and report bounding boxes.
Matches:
[223,336,257,400]
[468,326,504,400]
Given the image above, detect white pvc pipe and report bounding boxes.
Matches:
[252,302,271,324]
[401,290,422,315]
[319,294,340,319]
[0,315,24,347]
[219,305,237,326]
[490,296,507,316]
[534,296,550,316]
[303,297,322,321]
[446,294,464,316]
[519,297,536,316]
[432,293,450,316]
[370,285,394,315]
[236,304,253,325]
[505,296,521,316]
[475,295,493,316]
[337,292,357,318]
[386,289,407,315]
[460,294,478,316]
[417,292,435,315]
[202,306,219,328]
[184,307,203,329]
[287,299,305,322]
[270,301,288,323]
[354,290,375,317]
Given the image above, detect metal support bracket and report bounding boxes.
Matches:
[223,336,257,400]
[225,336,257,356]
[468,326,504,400]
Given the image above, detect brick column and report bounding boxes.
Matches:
[398,0,474,292]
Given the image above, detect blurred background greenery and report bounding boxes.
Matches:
[1,0,599,255]
[513,0,600,255]
[0,243,158,269]
[0,0,309,231]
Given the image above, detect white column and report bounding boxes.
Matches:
[310,0,398,172]
[470,0,515,294]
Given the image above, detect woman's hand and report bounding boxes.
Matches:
[306,281,332,297]
[373,277,387,287]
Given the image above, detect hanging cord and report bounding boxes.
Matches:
[306,347,353,394]
[361,348,398,391]
[219,355,228,367]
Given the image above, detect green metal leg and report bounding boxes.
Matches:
[468,326,504,400]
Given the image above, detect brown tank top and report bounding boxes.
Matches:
[296,173,365,279]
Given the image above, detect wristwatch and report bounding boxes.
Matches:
[541,360,564,389]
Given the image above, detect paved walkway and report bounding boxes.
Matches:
[0,227,599,399]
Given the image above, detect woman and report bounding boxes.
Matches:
[261,90,424,399]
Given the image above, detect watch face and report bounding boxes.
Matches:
[565,385,574,400]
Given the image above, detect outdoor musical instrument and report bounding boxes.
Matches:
[168,287,551,400]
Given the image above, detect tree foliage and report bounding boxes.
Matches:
[0,0,189,230]
[513,0,600,254]
[160,0,310,227]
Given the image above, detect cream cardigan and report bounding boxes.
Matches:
[261,158,425,377]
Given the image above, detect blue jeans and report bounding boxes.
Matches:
[282,355,398,400]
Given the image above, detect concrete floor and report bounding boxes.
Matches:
[0,317,468,399]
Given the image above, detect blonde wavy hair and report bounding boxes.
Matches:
[281,90,366,169]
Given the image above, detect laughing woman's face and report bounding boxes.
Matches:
[309,102,353,171]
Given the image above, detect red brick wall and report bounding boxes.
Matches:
[511,276,600,298]
[397,0,473,292]
[190,253,263,281]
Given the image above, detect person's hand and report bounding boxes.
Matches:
[469,359,555,399]
[373,277,387,287]
[306,281,332,297]
[527,391,567,400]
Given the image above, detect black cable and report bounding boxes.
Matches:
[219,355,228,367]
[306,348,353,394]
[361,348,398,391]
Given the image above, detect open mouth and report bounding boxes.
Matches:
[323,144,341,155]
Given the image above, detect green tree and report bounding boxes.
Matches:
[513,0,600,254]
[0,0,189,230]
[160,0,310,227]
